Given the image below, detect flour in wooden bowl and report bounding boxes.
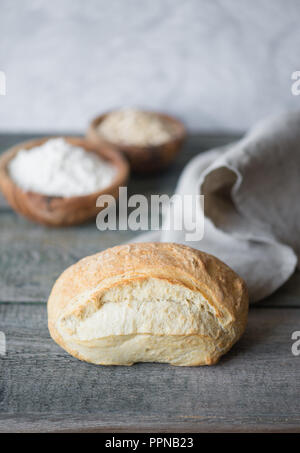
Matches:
[8,138,116,197]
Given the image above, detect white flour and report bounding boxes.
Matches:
[8,138,116,197]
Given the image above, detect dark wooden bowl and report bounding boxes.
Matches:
[86,111,186,174]
[0,137,129,227]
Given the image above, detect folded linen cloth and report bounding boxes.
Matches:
[133,111,300,302]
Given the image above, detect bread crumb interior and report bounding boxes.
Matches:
[60,278,226,342]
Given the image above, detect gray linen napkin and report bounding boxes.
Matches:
[134,111,300,302]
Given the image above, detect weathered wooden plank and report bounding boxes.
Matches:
[0,211,135,302]
[1,132,299,307]
[1,209,300,306]
[0,304,299,432]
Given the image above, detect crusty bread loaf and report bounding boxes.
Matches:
[48,242,248,366]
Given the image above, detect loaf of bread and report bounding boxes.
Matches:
[48,243,248,366]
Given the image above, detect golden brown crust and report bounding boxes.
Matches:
[48,242,248,365]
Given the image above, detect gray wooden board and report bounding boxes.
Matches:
[0,133,300,432]
[1,133,300,306]
[0,304,299,432]
[0,132,239,303]
[0,211,135,302]
[1,209,300,306]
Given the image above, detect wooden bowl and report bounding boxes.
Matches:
[0,136,129,227]
[86,111,186,174]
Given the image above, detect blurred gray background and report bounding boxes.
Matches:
[0,0,300,133]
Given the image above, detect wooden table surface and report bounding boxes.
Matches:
[0,133,299,433]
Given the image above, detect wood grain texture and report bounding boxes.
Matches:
[0,211,135,302]
[1,206,300,306]
[0,304,299,432]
